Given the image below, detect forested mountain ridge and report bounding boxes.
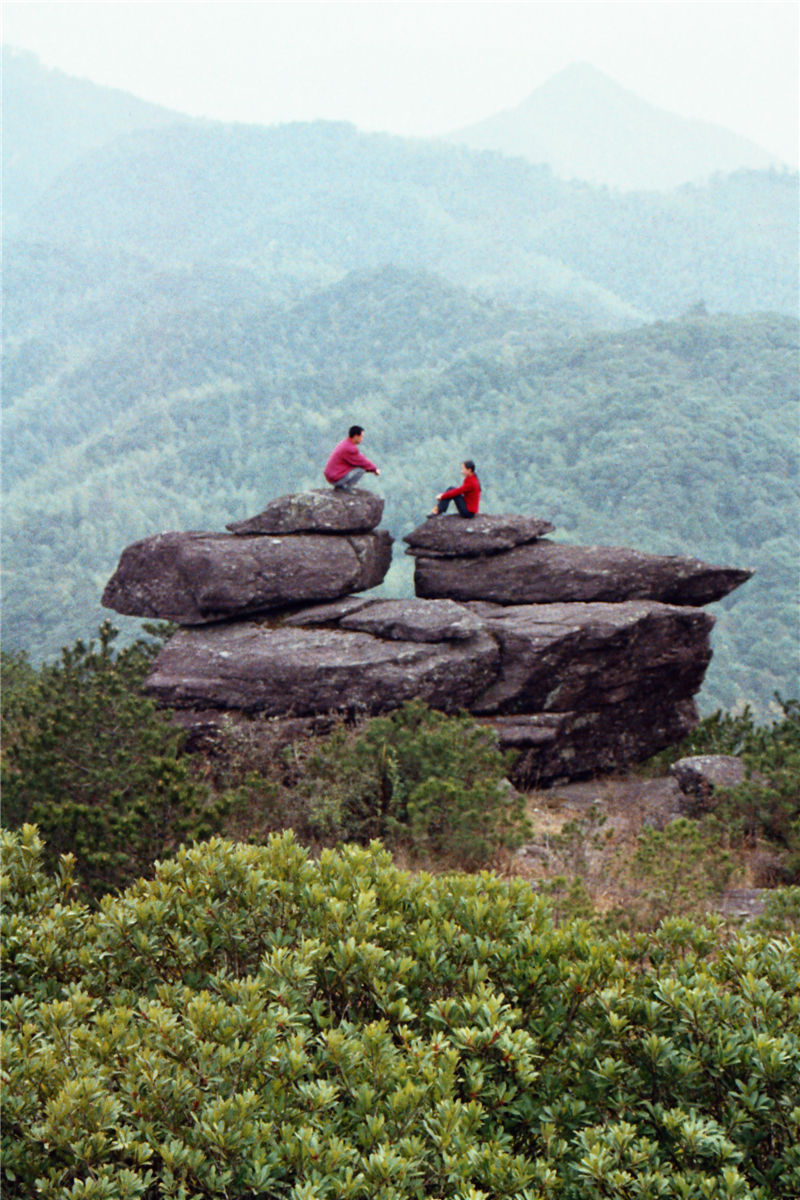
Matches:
[2,46,193,230]
[3,58,798,718]
[3,256,797,717]
[12,117,799,322]
[446,61,784,190]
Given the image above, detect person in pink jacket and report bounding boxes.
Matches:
[324,426,381,492]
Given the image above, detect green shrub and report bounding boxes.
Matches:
[645,699,800,884]
[0,622,228,900]
[714,699,800,880]
[647,707,761,768]
[753,886,800,935]
[3,828,799,1199]
[290,699,529,868]
[609,818,738,933]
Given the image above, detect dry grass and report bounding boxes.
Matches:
[197,714,773,926]
[505,773,771,926]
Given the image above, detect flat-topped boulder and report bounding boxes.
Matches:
[144,595,717,782]
[102,528,393,624]
[414,540,753,606]
[145,620,500,716]
[403,514,555,558]
[284,597,486,642]
[226,489,384,535]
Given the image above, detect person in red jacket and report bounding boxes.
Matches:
[324,425,381,492]
[429,460,480,518]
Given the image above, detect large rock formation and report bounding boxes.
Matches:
[147,596,713,783]
[407,529,752,606]
[103,497,753,784]
[102,523,393,624]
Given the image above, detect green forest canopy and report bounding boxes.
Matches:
[3,262,797,716]
[4,91,798,718]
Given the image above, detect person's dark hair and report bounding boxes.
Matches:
[349,425,364,438]
[463,460,476,473]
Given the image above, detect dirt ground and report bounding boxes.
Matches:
[513,773,767,923]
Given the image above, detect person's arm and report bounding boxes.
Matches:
[348,446,379,474]
[439,478,470,499]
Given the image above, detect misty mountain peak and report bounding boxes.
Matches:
[445,61,781,191]
[537,61,633,95]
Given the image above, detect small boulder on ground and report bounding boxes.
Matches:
[669,754,749,795]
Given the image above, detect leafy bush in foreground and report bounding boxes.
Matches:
[2,827,799,1198]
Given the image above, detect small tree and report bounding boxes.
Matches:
[1,622,227,899]
[293,699,529,867]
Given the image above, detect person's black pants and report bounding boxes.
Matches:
[435,492,473,517]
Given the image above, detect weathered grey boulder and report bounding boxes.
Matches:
[339,598,486,642]
[414,540,753,606]
[226,489,384,535]
[403,514,555,558]
[670,755,749,795]
[280,596,378,626]
[282,597,486,640]
[145,621,500,715]
[102,529,393,624]
[470,600,714,714]
[145,596,716,782]
[488,697,701,786]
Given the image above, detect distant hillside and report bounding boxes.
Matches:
[445,62,784,191]
[1,46,194,230]
[11,119,798,321]
[6,54,798,321]
[3,56,798,719]
[2,258,797,717]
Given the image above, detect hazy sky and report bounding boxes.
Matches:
[3,2,798,166]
